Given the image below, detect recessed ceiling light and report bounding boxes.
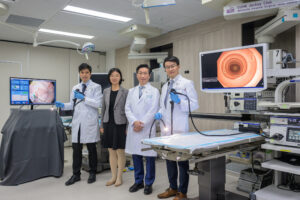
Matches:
[38,28,94,39]
[63,5,132,22]
[202,0,213,4]
[0,2,8,16]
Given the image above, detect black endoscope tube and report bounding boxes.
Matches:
[170,101,174,135]
[72,89,81,115]
[65,96,77,127]
[66,90,83,127]
[149,119,166,138]
[170,90,249,137]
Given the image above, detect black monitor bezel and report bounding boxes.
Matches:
[10,77,56,105]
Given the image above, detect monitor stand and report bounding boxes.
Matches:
[30,105,34,110]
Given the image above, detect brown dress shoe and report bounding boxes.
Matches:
[173,192,187,200]
[157,188,178,199]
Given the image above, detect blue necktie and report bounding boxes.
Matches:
[164,79,174,108]
[139,86,144,99]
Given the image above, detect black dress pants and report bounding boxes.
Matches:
[72,127,97,175]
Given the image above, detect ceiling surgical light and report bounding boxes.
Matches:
[33,32,95,60]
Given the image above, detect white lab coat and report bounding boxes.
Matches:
[159,74,199,136]
[63,80,102,143]
[125,83,160,157]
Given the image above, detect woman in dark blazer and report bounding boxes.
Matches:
[100,68,128,187]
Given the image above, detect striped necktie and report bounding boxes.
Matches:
[139,86,144,99]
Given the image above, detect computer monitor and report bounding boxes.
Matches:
[10,77,56,105]
[199,43,267,93]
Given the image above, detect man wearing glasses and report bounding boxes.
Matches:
[155,56,199,200]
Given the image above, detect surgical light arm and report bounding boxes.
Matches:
[140,0,176,24]
[33,32,95,60]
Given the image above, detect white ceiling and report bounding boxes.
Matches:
[0,0,223,52]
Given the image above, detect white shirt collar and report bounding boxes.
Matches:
[82,79,91,86]
[138,82,150,89]
[170,74,181,83]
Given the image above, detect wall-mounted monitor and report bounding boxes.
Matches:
[10,77,56,105]
[199,43,267,93]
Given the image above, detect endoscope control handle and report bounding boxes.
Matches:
[271,133,284,140]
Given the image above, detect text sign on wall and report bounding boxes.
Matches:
[224,0,300,16]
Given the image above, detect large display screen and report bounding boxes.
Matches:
[199,43,267,93]
[10,77,56,105]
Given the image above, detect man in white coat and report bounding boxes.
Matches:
[125,64,160,195]
[55,63,102,186]
[156,56,199,200]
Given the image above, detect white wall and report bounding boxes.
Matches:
[116,17,245,131]
[0,41,106,141]
[105,49,115,71]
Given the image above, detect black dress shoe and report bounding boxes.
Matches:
[129,183,144,192]
[144,185,153,195]
[65,175,80,186]
[87,173,96,184]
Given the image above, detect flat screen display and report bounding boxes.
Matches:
[10,77,56,105]
[199,43,267,93]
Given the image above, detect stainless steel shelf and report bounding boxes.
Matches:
[254,185,300,200]
[262,159,300,175]
[261,143,300,154]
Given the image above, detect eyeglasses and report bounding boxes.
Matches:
[137,72,149,75]
[165,64,177,70]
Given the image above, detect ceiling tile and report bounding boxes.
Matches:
[0,0,223,51]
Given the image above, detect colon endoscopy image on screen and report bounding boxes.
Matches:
[29,80,55,104]
[200,46,264,91]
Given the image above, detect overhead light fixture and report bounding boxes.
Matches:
[142,0,176,8]
[202,0,213,4]
[0,2,8,16]
[33,32,95,60]
[38,28,94,39]
[63,5,132,22]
